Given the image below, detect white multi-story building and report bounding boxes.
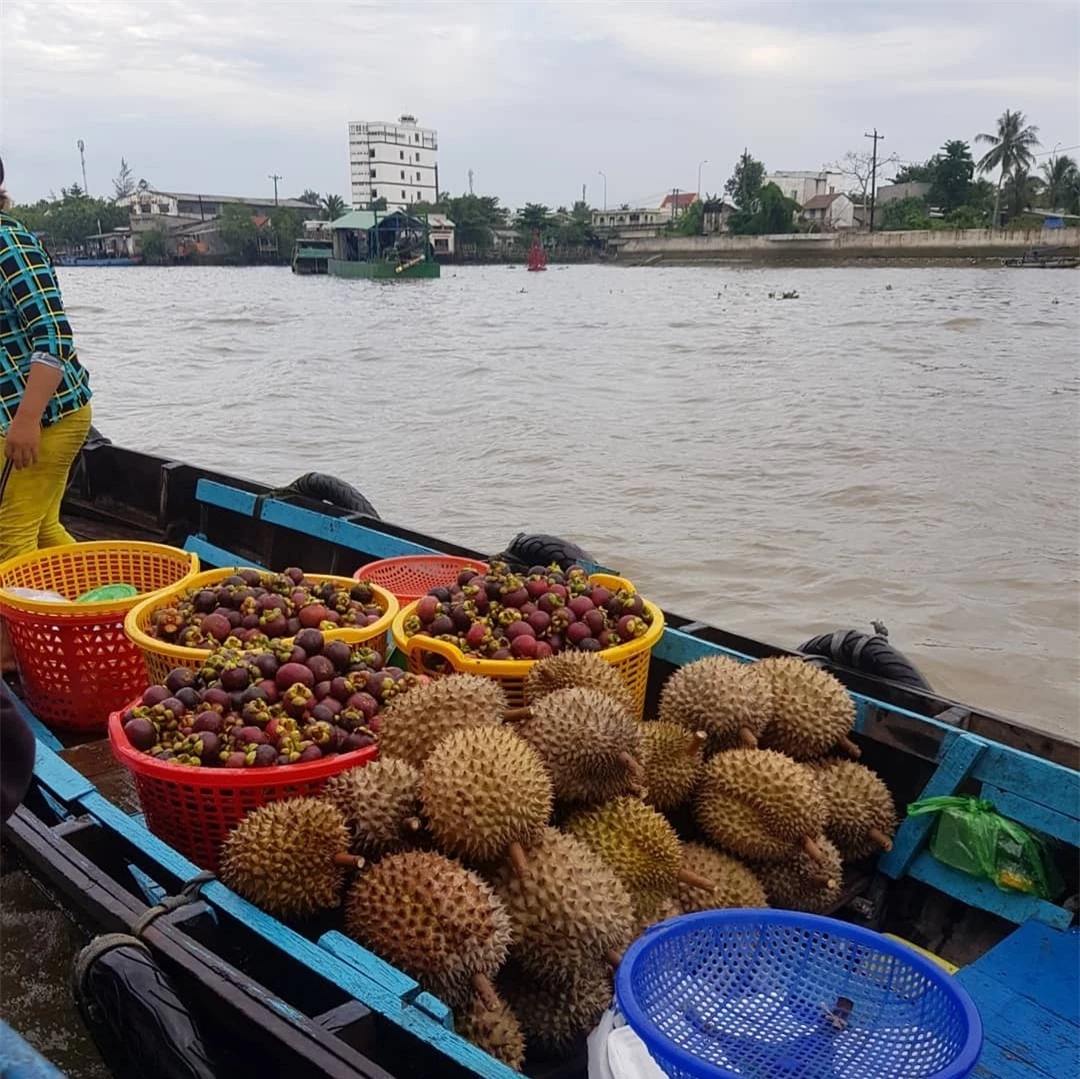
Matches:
[765,171,846,207]
[348,114,438,212]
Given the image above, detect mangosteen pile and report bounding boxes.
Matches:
[120,630,423,768]
[146,567,383,650]
[400,561,653,660]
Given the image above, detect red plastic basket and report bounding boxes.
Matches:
[0,542,200,731]
[354,555,490,605]
[108,705,378,871]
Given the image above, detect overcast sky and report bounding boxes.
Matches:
[2,0,1077,209]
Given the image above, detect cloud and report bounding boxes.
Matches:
[1,0,1076,207]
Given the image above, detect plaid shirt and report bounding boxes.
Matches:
[0,211,92,433]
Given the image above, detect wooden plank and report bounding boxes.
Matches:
[2,684,63,751]
[964,922,1079,1025]
[879,732,989,878]
[319,931,424,1004]
[957,968,1076,1079]
[413,992,453,1029]
[907,851,1072,930]
[196,479,259,516]
[184,534,264,570]
[29,739,98,804]
[0,1017,67,1078]
[973,746,1080,822]
[258,500,435,558]
[980,784,1078,846]
[652,626,756,666]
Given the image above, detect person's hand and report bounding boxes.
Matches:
[4,413,40,469]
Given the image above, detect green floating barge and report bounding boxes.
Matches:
[328,209,440,279]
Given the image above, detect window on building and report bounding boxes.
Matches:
[401,190,406,200]
[401,170,405,179]
[139,202,151,214]
[369,148,375,158]
[371,189,378,197]
[414,134,419,142]
[416,172,421,181]
[370,170,376,179]
[415,152,420,161]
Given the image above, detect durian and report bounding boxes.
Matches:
[454,993,526,1071]
[694,748,828,864]
[565,797,714,923]
[524,651,635,715]
[642,895,682,928]
[322,759,421,857]
[344,850,511,1009]
[658,656,771,751]
[809,759,896,859]
[639,721,706,810]
[513,687,644,804]
[754,835,843,913]
[676,842,768,913]
[220,798,360,917]
[500,960,612,1055]
[493,827,635,981]
[379,674,506,769]
[755,657,860,759]
[421,725,553,874]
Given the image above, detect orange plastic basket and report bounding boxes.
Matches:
[0,542,200,731]
[354,555,490,605]
[390,573,664,718]
[124,568,399,687]
[109,704,378,870]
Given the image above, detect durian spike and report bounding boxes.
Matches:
[676,868,715,892]
[617,751,645,779]
[472,972,501,1011]
[507,841,531,880]
[333,852,365,868]
[738,726,759,748]
[687,730,708,754]
[867,827,893,851]
[801,835,828,866]
[837,736,862,758]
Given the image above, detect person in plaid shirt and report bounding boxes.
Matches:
[0,155,93,668]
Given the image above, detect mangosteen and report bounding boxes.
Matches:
[229,690,245,712]
[537,593,564,614]
[578,637,602,652]
[584,609,606,635]
[193,710,223,734]
[201,613,232,643]
[239,684,267,706]
[193,589,217,614]
[174,687,200,711]
[323,639,352,672]
[566,622,591,646]
[490,648,512,660]
[200,686,231,710]
[306,654,335,684]
[329,676,353,702]
[351,581,374,602]
[222,575,246,588]
[261,613,288,638]
[297,744,323,763]
[225,610,243,628]
[276,662,315,690]
[450,606,472,632]
[257,594,285,613]
[285,618,301,637]
[165,667,197,694]
[240,613,260,630]
[294,628,324,656]
[327,725,348,753]
[298,604,329,630]
[220,665,251,692]
[142,685,171,707]
[314,680,332,700]
[485,579,502,601]
[284,567,305,585]
[124,718,157,751]
[234,725,267,746]
[365,670,390,699]
[310,703,337,725]
[252,653,278,680]
[195,731,221,761]
[342,732,375,752]
[238,569,262,587]
[252,744,278,767]
[346,692,379,720]
[534,641,553,660]
[511,636,538,659]
[159,696,187,717]
[429,615,454,637]
[225,752,247,769]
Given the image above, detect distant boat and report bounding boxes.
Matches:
[326,210,440,280]
[1002,246,1079,269]
[56,255,142,268]
[291,237,332,275]
[527,228,547,271]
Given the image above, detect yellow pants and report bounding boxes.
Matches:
[0,405,92,564]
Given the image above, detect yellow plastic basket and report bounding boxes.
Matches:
[390,573,664,718]
[0,541,200,730]
[124,567,399,687]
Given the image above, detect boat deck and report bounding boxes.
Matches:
[956,920,1079,1078]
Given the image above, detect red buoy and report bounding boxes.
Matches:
[527,228,547,271]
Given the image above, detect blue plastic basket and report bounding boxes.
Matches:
[614,910,982,1079]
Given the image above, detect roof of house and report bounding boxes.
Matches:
[660,192,699,210]
[426,214,455,228]
[803,193,843,211]
[330,210,378,230]
[126,189,315,211]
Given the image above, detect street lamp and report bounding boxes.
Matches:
[697,159,708,197]
[598,170,607,211]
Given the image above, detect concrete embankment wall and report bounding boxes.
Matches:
[617,227,1080,265]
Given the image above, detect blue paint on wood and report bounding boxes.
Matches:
[318,931,422,1002]
[908,851,1072,930]
[183,534,262,571]
[0,1018,68,1078]
[973,747,1080,822]
[957,967,1076,1079]
[195,480,258,516]
[258,500,435,559]
[127,864,168,907]
[30,741,97,804]
[5,691,63,751]
[880,733,989,878]
[980,783,1079,847]
[413,992,453,1029]
[652,626,756,666]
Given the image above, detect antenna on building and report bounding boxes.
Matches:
[864,129,884,232]
[468,169,474,195]
[77,139,88,195]
[268,173,283,207]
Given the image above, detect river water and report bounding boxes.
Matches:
[59,263,1080,739]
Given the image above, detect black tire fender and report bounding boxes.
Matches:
[798,628,932,691]
[285,473,379,518]
[497,532,597,573]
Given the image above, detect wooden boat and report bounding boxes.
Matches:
[1002,245,1079,268]
[327,210,440,280]
[291,238,333,275]
[2,438,1077,1079]
[54,256,143,268]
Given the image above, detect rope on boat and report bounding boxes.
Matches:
[128,869,217,938]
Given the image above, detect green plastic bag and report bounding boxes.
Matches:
[907,795,1064,900]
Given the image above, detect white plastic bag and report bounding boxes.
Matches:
[4,587,69,604]
[587,1007,668,1079]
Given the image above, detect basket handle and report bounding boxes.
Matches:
[400,632,464,672]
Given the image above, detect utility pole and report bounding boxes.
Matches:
[697,159,708,197]
[77,139,88,195]
[671,187,680,221]
[598,171,607,211]
[864,129,884,231]
[468,169,474,195]
[268,173,282,207]
[582,183,586,205]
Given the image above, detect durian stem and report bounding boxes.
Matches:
[603,949,624,969]
[801,836,828,867]
[507,841,531,879]
[676,868,715,892]
[687,730,707,755]
[617,751,645,779]
[402,816,422,834]
[333,852,365,869]
[837,736,862,758]
[808,872,838,890]
[472,972,500,1011]
[503,707,532,723]
[868,828,893,852]
[738,727,759,748]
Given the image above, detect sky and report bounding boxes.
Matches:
[2,0,1078,209]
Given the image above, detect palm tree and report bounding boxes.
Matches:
[1041,154,1079,211]
[1003,167,1043,222]
[975,109,1040,226]
[321,193,347,220]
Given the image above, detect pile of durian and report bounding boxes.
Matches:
[217,651,896,1071]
